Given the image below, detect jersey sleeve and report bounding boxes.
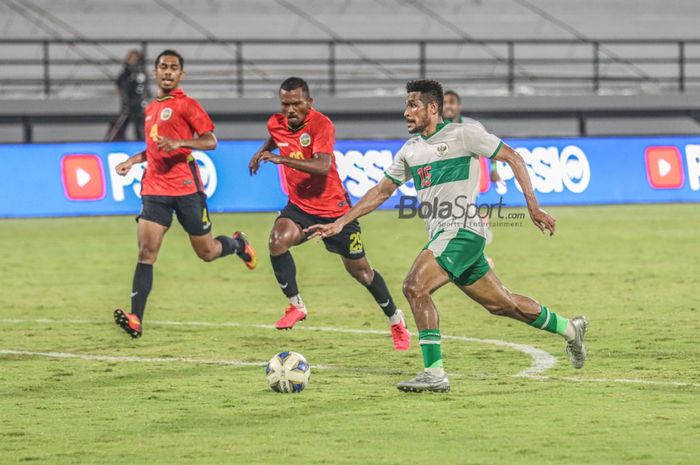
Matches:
[266,114,279,134]
[461,124,503,159]
[383,142,411,186]
[186,98,215,136]
[311,117,335,154]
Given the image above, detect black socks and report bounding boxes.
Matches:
[131,262,153,320]
[269,252,396,319]
[365,270,397,317]
[270,251,299,298]
[215,235,243,257]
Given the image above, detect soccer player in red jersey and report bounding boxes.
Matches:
[112,50,257,338]
[248,77,410,350]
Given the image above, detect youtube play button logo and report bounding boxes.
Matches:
[61,154,106,200]
[644,146,684,189]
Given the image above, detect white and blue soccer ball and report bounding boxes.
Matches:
[265,351,311,393]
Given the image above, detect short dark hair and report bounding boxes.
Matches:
[406,79,444,115]
[444,90,461,104]
[280,77,310,97]
[155,49,184,69]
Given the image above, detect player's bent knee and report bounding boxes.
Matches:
[348,267,373,285]
[268,233,291,255]
[138,245,159,263]
[402,277,428,301]
[195,247,218,262]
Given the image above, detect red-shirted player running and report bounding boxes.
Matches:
[112,49,257,338]
[249,77,410,350]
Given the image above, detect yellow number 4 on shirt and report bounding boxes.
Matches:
[149,124,159,142]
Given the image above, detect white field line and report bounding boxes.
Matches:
[555,376,700,388]
[0,318,554,378]
[2,318,698,388]
[0,349,407,375]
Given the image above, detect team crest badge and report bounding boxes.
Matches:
[437,143,449,155]
[299,133,311,147]
[160,108,173,121]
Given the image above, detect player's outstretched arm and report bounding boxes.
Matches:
[156,131,217,152]
[115,150,145,176]
[493,143,556,235]
[305,177,398,239]
[249,136,278,175]
[260,151,332,176]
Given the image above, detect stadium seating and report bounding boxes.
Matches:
[0,0,699,141]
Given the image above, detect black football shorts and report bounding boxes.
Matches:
[278,203,365,259]
[138,192,212,236]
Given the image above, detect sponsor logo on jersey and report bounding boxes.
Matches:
[160,108,172,121]
[61,154,106,201]
[299,133,311,147]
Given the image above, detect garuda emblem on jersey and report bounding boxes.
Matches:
[299,133,311,147]
[436,143,449,156]
[160,108,173,121]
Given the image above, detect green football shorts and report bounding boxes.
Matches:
[424,228,491,286]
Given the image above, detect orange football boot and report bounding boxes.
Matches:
[114,308,142,338]
[233,231,257,269]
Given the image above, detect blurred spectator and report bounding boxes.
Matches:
[107,50,149,141]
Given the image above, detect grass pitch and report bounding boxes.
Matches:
[1,204,699,465]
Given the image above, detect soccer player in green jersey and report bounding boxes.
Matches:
[306,80,588,393]
[443,89,500,267]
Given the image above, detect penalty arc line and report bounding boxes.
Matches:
[1,318,699,388]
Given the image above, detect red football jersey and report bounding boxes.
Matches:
[142,88,215,196]
[267,108,350,217]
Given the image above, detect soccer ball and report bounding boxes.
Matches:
[265,351,311,393]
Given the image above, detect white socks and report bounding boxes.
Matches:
[388,309,404,326]
[289,294,307,314]
[425,367,445,377]
[563,322,576,342]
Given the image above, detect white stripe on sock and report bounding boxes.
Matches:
[538,308,551,330]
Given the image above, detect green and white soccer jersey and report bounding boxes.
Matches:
[384,121,502,239]
[384,122,502,285]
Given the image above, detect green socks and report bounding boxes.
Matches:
[530,305,571,339]
[419,329,443,369]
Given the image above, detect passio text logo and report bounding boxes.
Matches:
[61,154,106,201]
